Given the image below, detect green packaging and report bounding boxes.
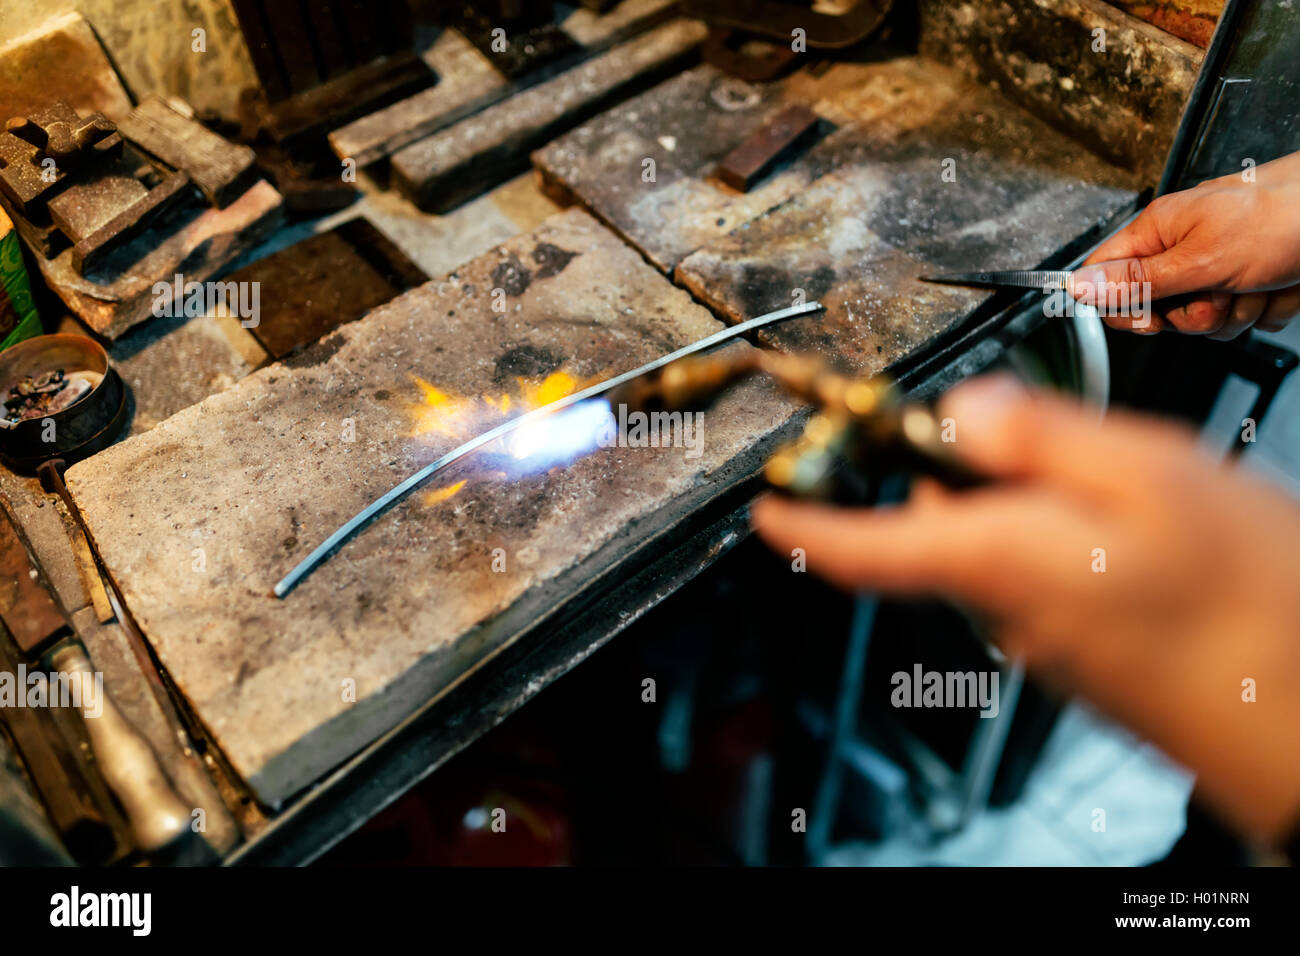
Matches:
[0,207,41,352]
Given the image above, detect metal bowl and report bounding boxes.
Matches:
[0,334,128,473]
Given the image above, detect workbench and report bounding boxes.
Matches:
[0,0,1222,864]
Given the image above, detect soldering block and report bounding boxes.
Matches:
[64,208,800,807]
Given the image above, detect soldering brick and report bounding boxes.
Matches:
[64,208,799,807]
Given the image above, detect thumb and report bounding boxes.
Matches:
[1069,251,1207,306]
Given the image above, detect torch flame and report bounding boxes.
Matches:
[422,479,467,507]
[406,367,611,497]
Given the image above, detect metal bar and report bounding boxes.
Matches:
[274,300,825,597]
[807,592,878,861]
[920,269,1072,291]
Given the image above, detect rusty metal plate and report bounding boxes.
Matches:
[33,179,284,340]
[713,103,820,191]
[64,208,799,806]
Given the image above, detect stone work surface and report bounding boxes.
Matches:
[390,19,707,212]
[535,52,1143,293]
[917,0,1202,185]
[0,12,135,121]
[65,209,798,806]
[535,64,853,274]
[675,56,1140,375]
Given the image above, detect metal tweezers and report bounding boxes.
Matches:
[920,269,1073,291]
[274,300,825,598]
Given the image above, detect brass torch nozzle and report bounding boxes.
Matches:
[611,349,982,500]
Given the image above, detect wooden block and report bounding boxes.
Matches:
[0,510,68,657]
[117,96,258,208]
[328,0,680,168]
[64,208,798,806]
[562,0,678,45]
[238,218,429,360]
[263,52,436,146]
[391,19,707,212]
[445,3,582,80]
[328,29,507,168]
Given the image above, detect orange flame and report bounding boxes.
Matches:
[407,370,592,506]
[409,370,586,440]
[422,479,467,507]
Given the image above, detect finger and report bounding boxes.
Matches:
[908,476,951,508]
[936,375,1198,502]
[1083,203,1172,265]
[751,486,1107,620]
[1162,292,1232,335]
[1257,285,1300,332]
[750,493,1026,608]
[1099,304,1167,334]
[1070,251,1214,308]
[1208,292,1269,341]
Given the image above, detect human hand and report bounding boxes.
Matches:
[1069,150,1300,339]
[752,375,1300,842]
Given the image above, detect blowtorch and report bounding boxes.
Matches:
[609,350,984,504]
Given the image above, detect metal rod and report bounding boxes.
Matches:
[274,301,825,598]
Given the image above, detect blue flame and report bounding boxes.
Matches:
[495,399,616,473]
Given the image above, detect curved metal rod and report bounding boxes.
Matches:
[274,301,824,598]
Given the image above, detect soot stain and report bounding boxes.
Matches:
[493,344,562,384]
[530,242,578,279]
[491,255,532,296]
[736,263,836,317]
[279,335,345,368]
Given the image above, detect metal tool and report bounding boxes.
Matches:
[274,300,826,598]
[46,641,198,856]
[919,269,1073,292]
[612,349,984,503]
